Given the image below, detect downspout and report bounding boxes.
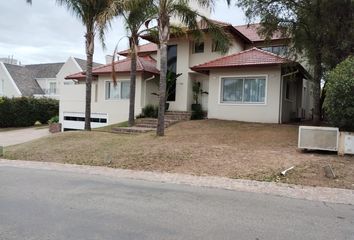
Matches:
[279,70,299,124]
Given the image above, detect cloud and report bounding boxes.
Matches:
[0,0,246,64]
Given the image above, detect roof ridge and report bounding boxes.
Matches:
[25,62,64,66]
[90,57,131,72]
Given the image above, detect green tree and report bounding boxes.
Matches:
[107,0,155,127]
[57,0,113,130]
[324,56,354,131]
[237,0,354,124]
[152,0,231,136]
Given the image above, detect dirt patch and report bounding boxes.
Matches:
[4,120,354,189]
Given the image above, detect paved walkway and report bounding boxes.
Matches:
[0,159,353,205]
[0,128,51,147]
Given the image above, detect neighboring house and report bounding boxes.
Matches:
[62,21,314,131]
[0,57,101,100]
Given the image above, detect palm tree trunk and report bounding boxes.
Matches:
[157,14,170,136]
[84,30,94,131]
[312,51,322,125]
[128,37,137,127]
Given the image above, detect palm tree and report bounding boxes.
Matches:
[152,0,231,136]
[57,0,113,130]
[108,0,155,127]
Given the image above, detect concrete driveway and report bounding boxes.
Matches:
[0,127,51,147]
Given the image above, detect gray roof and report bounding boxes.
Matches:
[74,58,102,71]
[25,62,64,78]
[4,63,44,96]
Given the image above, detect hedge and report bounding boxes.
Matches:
[0,97,59,128]
[324,56,354,131]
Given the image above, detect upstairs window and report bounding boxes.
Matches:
[193,41,204,53]
[212,40,222,52]
[105,81,130,100]
[261,45,288,56]
[48,82,57,95]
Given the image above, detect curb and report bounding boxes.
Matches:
[1,159,353,205]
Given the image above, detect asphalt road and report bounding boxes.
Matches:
[0,167,353,240]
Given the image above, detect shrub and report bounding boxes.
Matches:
[324,56,354,131]
[0,97,59,128]
[142,104,158,118]
[48,116,59,124]
[191,104,204,120]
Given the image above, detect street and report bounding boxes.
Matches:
[0,166,353,240]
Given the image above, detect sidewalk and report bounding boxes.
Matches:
[0,128,51,147]
[0,159,353,205]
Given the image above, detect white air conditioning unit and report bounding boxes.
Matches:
[298,126,339,151]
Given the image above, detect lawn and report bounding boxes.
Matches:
[4,120,354,189]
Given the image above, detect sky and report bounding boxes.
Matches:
[0,0,247,65]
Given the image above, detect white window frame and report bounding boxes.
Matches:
[48,80,57,95]
[218,75,268,106]
[104,80,130,101]
[0,79,4,96]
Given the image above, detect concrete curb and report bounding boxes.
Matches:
[1,159,353,205]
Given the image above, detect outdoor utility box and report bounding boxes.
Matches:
[298,126,339,152]
[338,132,354,155]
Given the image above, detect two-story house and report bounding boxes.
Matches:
[61,19,313,131]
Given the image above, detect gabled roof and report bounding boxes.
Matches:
[3,63,44,96]
[234,24,289,43]
[74,58,102,71]
[191,47,291,73]
[118,43,158,56]
[25,62,64,78]
[66,56,159,80]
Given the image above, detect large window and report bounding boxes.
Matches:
[105,81,130,100]
[221,77,266,104]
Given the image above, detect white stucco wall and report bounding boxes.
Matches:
[154,33,245,112]
[207,66,282,123]
[60,73,144,129]
[0,62,21,97]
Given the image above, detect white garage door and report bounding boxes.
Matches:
[63,112,108,130]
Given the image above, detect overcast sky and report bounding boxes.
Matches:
[0,0,247,65]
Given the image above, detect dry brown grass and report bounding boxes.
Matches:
[4,120,354,189]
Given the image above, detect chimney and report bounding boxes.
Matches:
[105,55,113,64]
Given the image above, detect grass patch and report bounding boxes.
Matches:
[4,120,354,189]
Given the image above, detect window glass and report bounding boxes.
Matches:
[193,41,204,53]
[121,81,130,99]
[222,78,243,102]
[49,82,57,95]
[244,78,265,103]
[261,46,288,56]
[212,40,221,52]
[221,77,266,103]
[105,81,120,100]
[167,45,177,101]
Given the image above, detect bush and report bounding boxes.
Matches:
[142,104,158,118]
[324,56,354,131]
[191,104,204,120]
[48,115,59,124]
[0,97,59,128]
